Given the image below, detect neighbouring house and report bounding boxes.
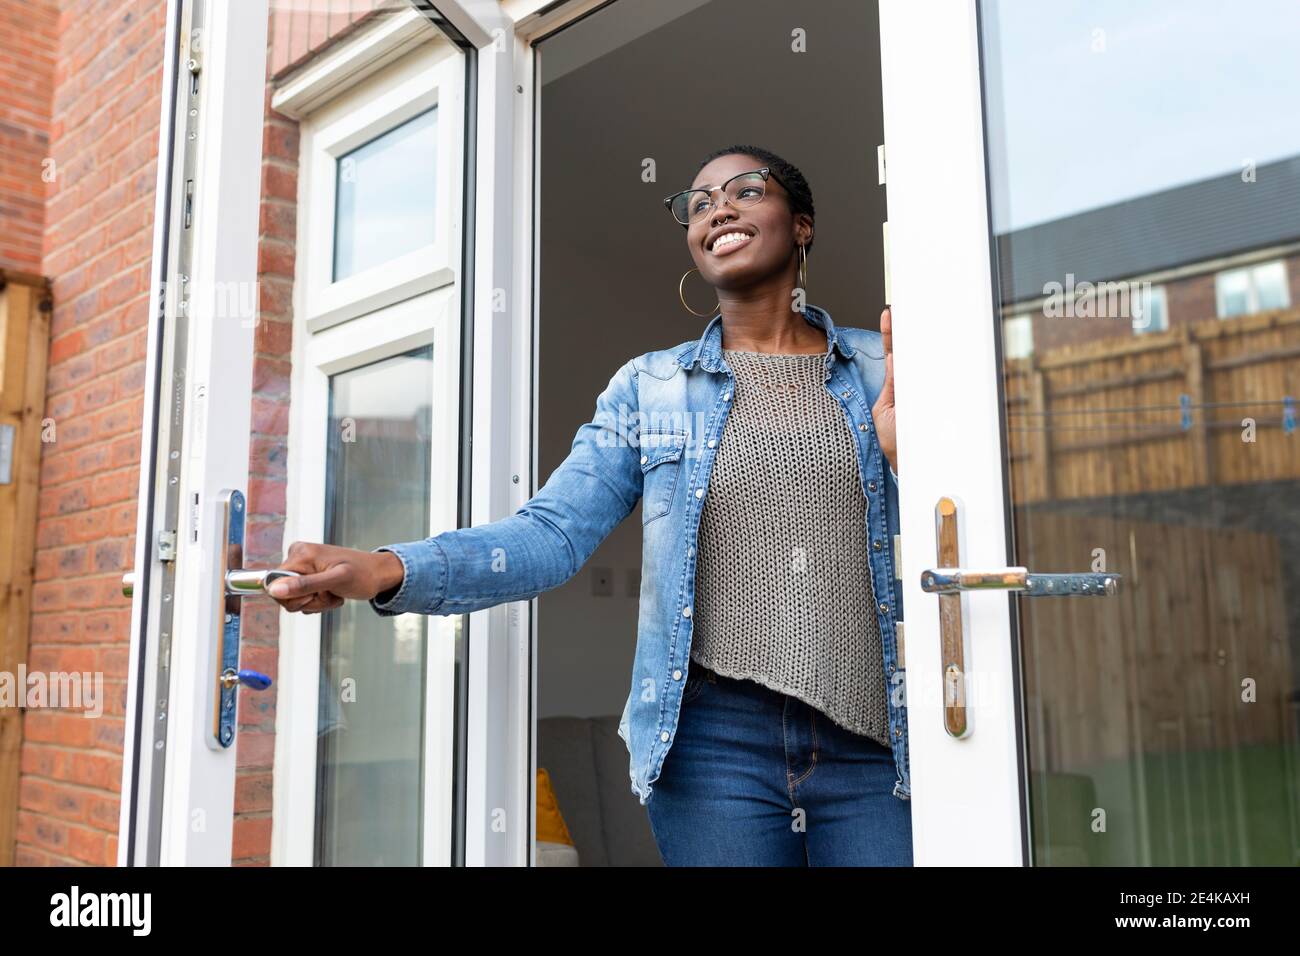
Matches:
[997,156,1300,357]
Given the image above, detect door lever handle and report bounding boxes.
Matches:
[224,568,301,594]
[921,567,1120,596]
[122,567,300,598]
[924,497,1123,740]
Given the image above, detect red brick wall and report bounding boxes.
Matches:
[0,0,58,272]
[1162,272,1219,333]
[269,0,390,79]
[16,0,165,866]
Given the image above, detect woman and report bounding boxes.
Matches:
[269,144,910,867]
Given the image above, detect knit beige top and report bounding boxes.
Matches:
[688,347,890,747]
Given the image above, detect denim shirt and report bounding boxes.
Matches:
[368,304,910,804]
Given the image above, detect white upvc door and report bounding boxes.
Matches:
[119,0,270,866]
[880,0,1300,868]
[120,0,521,867]
[877,0,1028,866]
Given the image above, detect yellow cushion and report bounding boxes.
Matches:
[536,767,574,846]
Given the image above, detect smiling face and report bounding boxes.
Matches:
[684,153,812,293]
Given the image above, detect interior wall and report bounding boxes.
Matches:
[535,0,885,720]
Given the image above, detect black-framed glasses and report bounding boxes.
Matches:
[663,166,790,226]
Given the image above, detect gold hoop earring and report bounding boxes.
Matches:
[678,267,721,318]
[797,243,808,291]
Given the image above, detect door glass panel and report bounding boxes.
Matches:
[980,0,1300,865]
[333,107,439,280]
[318,347,434,865]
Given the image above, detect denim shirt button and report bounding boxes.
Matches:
[660,731,670,742]
[707,438,717,448]
[682,606,692,617]
[872,540,882,551]
[722,390,731,401]
[640,454,648,464]
[673,669,683,680]
[879,602,889,614]
[858,422,867,431]
[688,546,694,556]
[694,488,704,498]
[842,390,851,398]
[868,480,878,492]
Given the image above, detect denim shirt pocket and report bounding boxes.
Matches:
[638,429,687,524]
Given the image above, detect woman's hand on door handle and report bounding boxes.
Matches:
[266,541,406,613]
[872,306,898,476]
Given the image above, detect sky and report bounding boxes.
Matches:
[981,0,1300,231]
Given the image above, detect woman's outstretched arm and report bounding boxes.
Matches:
[268,359,644,617]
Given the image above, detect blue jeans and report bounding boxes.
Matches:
[645,659,914,866]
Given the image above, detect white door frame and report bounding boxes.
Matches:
[432,0,625,869]
[458,0,656,868]
[878,0,1028,865]
[119,0,270,866]
[427,0,531,868]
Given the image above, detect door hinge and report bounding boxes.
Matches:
[877,144,886,185]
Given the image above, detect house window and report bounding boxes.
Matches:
[1132,284,1167,334]
[1003,311,1034,359]
[298,42,464,332]
[1215,260,1290,318]
[333,107,438,281]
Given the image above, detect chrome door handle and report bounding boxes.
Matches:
[122,567,299,598]
[921,568,1120,596]
[223,568,301,594]
[923,497,1122,740]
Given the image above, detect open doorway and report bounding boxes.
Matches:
[530,0,887,866]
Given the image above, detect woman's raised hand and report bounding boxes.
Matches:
[871,306,898,475]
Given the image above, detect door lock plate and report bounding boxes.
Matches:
[934,497,970,738]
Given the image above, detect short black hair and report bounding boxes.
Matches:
[694,144,815,254]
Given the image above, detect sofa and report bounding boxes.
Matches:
[537,714,664,866]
